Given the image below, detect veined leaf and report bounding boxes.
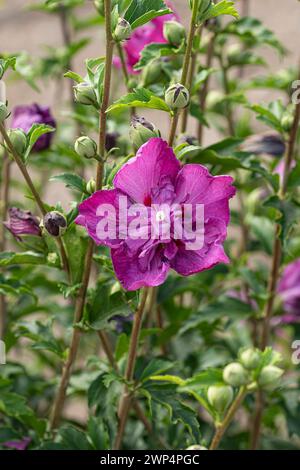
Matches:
[107,88,171,114]
[124,0,171,29]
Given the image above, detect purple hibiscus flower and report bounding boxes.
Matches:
[114,1,179,74]
[76,138,236,291]
[11,104,56,151]
[4,207,41,241]
[3,437,31,451]
[277,259,300,322]
[241,132,286,157]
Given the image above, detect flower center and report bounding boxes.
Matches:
[156,210,166,222]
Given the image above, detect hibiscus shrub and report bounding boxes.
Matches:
[0,0,300,452]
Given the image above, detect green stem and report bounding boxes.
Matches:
[116,42,130,89]
[49,0,114,430]
[218,53,235,136]
[197,30,216,144]
[0,119,10,340]
[210,386,247,450]
[0,122,70,276]
[181,25,202,134]
[250,68,300,449]
[168,0,200,146]
[113,288,149,450]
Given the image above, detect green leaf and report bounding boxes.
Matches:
[248,216,274,255]
[134,43,181,71]
[0,251,46,267]
[107,88,171,114]
[115,333,129,361]
[25,124,55,160]
[124,0,171,29]
[264,195,299,243]
[56,426,93,450]
[150,374,186,386]
[223,17,286,55]
[88,373,108,408]
[180,295,255,334]
[142,382,200,442]
[249,100,285,133]
[0,57,17,79]
[64,70,84,83]
[14,318,65,358]
[0,281,36,300]
[200,1,239,22]
[0,392,33,418]
[139,359,174,383]
[50,173,87,193]
[84,282,132,330]
[64,225,89,285]
[185,369,224,387]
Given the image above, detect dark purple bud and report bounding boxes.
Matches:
[43,211,67,237]
[3,437,31,451]
[110,314,133,333]
[11,104,56,152]
[4,207,41,241]
[277,259,300,322]
[241,132,286,157]
[105,131,120,152]
[165,83,190,109]
[177,134,198,146]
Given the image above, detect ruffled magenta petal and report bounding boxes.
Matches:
[76,189,123,248]
[171,243,229,277]
[111,245,170,291]
[113,138,181,204]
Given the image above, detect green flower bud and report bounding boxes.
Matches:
[43,211,67,238]
[281,114,294,132]
[7,128,27,155]
[258,365,283,389]
[47,252,59,266]
[74,82,98,107]
[129,116,161,150]
[127,78,138,90]
[239,348,261,370]
[114,18,132,42]
[141,60,163,87]
[165,83,190,109]
[223,362,249,387]
[0,101,8,122]
[75,136,98,160]
[186,445,207,451]
[163,20,186,46]
[86,178,96,195]
[207,385,234,413]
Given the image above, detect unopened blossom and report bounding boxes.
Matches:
[114,1,179,74]
[11,104,56,151]
[3,437,31,451]
[76,138,236,291]
[4,207,41,241]
[241,132,286,157]
[277,259,300,322]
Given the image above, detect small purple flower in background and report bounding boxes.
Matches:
[3,437,31,451]
[241,132,286,157]
[4,207,41,241]
[114,1,179,74]
[110,314,134,333]
[11,104,56,151]
[76,138,236,291]
[277,259,300,323]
